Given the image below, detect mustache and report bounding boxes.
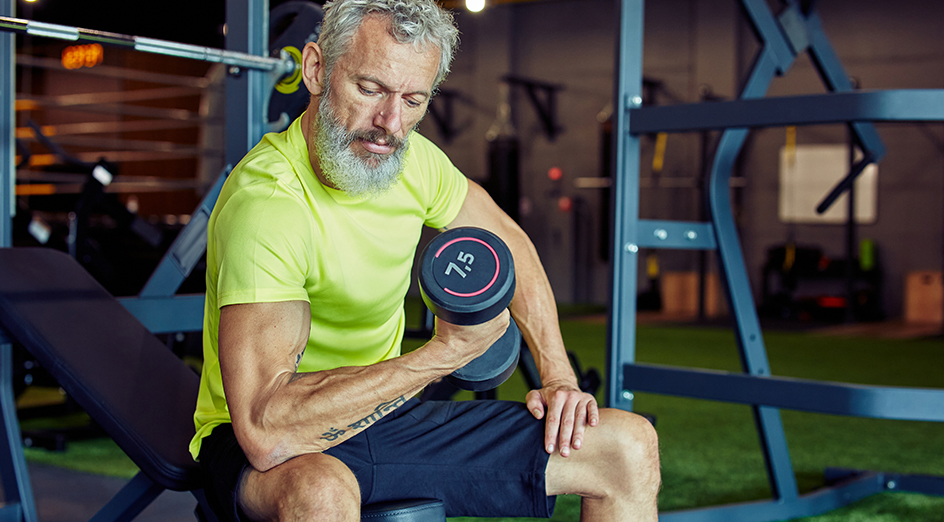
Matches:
[346,128,405,151]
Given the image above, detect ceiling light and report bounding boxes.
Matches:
[466,0,485,13]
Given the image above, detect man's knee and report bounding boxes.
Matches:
[546,408,660,500]
[586,409,661,517]
[284,457,360,518]
[242,453,361,522]
[595,409,661,486]
[607,409,658,462]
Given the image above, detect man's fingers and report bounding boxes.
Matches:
[535,387,600,456]
[526,390,546,420]
[571,397,592,450]
[543,391,566,454]
[556,393,578,457]
[587,396,600,427]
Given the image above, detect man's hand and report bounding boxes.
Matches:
[526,382,599,457]
[429,309,511,370]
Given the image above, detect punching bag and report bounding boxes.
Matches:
[485,136,520,222]
[484,83,521,222]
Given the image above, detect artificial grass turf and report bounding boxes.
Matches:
[24,435,138,478]
[630,325,944,520]
[18,318,944,521]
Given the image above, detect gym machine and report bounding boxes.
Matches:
[0,1,311,317]
[609,0,944,520]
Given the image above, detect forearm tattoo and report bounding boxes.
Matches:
[319,395,407,442]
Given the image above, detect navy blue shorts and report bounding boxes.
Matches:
[198,399,556,521]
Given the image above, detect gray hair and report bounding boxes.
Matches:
[318,0,459,90]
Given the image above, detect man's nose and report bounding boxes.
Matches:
[372,96,403,136]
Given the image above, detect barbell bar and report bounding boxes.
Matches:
[0,16,294,76]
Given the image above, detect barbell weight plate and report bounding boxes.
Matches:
[273,45,303,95]
[419,227,516,326]
[446,317,521,391]
[268,1,324,126]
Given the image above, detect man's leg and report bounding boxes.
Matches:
[238,452,361,522]
[545,408,660,522]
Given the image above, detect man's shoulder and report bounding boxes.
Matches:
[215,141,312,229]
[243,126,307,173]
[228,125,311,194]
[237,140,294,177]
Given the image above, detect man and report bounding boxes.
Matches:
[191,0,660,520]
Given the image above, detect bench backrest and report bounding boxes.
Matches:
[0,247,201,491]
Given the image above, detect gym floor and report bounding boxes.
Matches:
[28,463,193,522]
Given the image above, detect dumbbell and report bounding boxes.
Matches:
[418,227,520,391]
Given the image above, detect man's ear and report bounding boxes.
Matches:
[301,42,326,96]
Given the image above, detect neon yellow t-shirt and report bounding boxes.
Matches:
[190,115,468,459]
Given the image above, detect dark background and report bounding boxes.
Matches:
[18,0,319,48]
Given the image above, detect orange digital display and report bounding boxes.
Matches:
[61,43,104,70]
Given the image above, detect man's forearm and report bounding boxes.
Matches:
[232,340,454,472]
[503,228,579,388]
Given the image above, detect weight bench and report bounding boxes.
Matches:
[0,247,444,522]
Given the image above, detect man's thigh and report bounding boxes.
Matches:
[325,399,555,518]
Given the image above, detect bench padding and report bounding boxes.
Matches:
[0,247,201,491]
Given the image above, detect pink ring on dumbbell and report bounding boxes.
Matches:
[434,236,501,298]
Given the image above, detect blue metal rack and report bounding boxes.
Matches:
[0,0,38,518]
[608,0,944,520]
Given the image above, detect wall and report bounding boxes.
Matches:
[740,0,944,319]
[420,0,944,319]
[421,0,621,304]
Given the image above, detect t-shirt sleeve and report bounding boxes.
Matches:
[416,136,469,229]
[212,182,313,307]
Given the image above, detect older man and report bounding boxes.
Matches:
[191,0,660,520]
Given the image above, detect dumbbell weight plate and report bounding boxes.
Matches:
[419,227,516,326]
[268,1,325,127]
[446,317,521,392]
[419,227,520,391]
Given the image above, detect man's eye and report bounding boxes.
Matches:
[359,86,378,95]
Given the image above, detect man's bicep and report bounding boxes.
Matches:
[445,180,524,240]
[218,301,312,421]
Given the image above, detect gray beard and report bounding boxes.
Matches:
[313,95,410,199]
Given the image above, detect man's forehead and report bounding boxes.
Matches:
[349,14,436,56]
[337,15,441,91]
